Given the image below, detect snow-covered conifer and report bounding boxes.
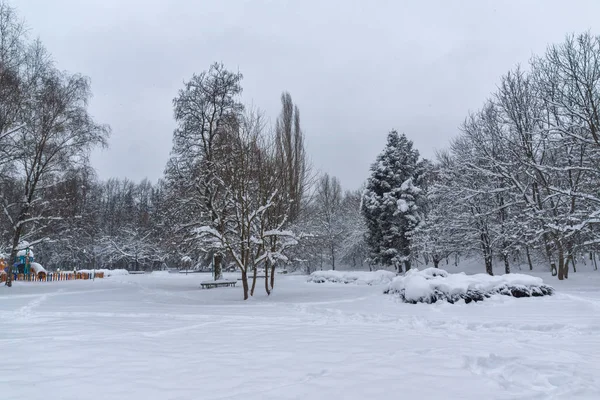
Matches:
[361,131,424,272]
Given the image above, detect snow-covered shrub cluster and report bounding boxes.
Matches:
[385,268,554,304]
[308,270,396,286]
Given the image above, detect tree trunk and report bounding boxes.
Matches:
[433,257,439,268]
[503,253,510,274]
[331,242,335,271]
[557,245,565,280]
[250,266,258,296]
[480,229,493,275]
[6,221,25,287]
[264,261,271,296]
[544,236,557,276]
[485,254,493,276]
[213,253,223,281]
[593,253,598,271]
[569,254,576,273]
[270,263,275,290]
[241,269,249,300]
[526,246,533,271]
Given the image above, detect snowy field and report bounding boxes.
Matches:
[1,269,600,400]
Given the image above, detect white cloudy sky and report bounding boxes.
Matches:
[16,0,600,189]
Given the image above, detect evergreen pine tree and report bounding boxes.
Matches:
[361,131,424,272]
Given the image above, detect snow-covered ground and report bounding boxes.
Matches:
[1,269,599,400]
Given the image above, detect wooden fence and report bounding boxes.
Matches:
[0,271,104,282]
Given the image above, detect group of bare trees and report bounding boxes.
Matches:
[292,177,369,273]
[0,3,109,285]
[413,33,600,279]
[5,0,600,293]
[1,170,168,273]
[164,64,309,299]
[161,64,371,296]
[0,0,344,296]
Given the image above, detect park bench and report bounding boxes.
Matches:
[200,280,237,289]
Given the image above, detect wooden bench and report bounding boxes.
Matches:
[200,280,237,289]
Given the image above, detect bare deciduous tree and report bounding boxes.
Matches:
[169,62,243,281]
[315,173,343,270]
[275,92,308,223]
[196,109,298,299]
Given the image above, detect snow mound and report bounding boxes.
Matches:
[30,262,46,274]
[308,270,396,286]
[385,268,554,304]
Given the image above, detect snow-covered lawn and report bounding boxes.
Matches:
[1,270,599,399]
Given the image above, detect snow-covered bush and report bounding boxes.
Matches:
[385,268,554,304]
[308,270,396,285]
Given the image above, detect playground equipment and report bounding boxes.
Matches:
[1,268,106,282]
[31,262,47,280]
[14,247,35,275]
[0,254,6,282]
[0,245,106,283]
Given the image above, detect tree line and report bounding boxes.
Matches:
[365,32,600,281]
[0,3,369,295]
[412,32,600,280]
[2,1,599,294]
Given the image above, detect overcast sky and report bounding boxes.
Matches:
[16,0,600,189]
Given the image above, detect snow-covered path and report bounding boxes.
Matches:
[1,272,599,399]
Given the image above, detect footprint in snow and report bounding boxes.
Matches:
[305,369,328,380]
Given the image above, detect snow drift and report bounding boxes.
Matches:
[385,268,554,304]
[308,270,396,285]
